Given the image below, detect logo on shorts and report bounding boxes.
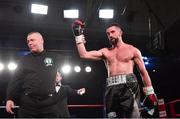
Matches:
[44,57,53,66]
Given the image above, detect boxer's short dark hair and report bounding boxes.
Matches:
[106,23,121,29]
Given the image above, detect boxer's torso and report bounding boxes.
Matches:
[102,43,135,77]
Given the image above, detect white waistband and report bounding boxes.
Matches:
[106,74,136,87]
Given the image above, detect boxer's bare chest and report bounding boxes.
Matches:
[104,45,134,64]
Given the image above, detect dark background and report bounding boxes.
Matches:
[0,0,180,117]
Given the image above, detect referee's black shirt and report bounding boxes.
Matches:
[6,50,64,101]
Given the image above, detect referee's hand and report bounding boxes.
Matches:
[6,100,15,114]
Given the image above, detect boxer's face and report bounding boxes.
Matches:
[27,33,44,53]
[106,26,122,45]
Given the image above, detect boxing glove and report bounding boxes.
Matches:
[148,93,158,106]
[72,19,85,36]
[143,86,158,106]
[72,19,86,44]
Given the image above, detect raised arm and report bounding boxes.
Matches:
[75,35,104,60]
[72,19,104,60]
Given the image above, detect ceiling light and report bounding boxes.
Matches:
[99,9,114,19]
[31,4,48,15]
[63,9,79,18]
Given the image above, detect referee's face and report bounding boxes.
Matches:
[27,33,44,53]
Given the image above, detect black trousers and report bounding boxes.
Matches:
[17,93,59,118]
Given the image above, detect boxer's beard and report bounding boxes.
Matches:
[109,38,118,46]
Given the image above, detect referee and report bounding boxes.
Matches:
[6,32,64,118]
